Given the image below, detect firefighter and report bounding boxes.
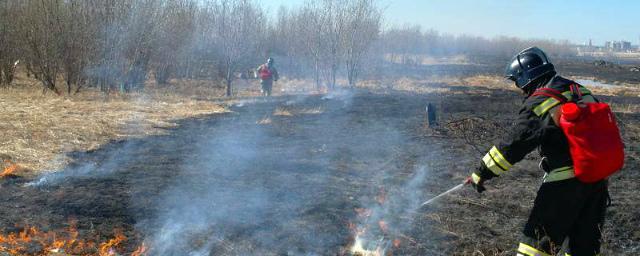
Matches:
[467,47,609,256]
[256,57,279,96]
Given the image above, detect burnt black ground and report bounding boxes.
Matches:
[1,88,638,255]
[0,91,456,255]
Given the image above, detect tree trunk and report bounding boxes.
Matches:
[330,64,337,90]
[314,60,321,90]
[226,69,232,97]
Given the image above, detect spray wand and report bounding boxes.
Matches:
[420,178,473,207]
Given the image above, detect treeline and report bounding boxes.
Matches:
[0,0,381,95]
[0,0,578,95]
[380,25,577,66]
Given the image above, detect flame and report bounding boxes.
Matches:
[350,236,385,256]
[131,242,148,256]
[0,223,145,256]
[99,231,126,255]
[349,187,400,256]
[1,161,19,177]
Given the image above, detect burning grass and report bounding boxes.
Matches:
[0,222,144,256]
[1,68,638,255]
[1,160,20,178]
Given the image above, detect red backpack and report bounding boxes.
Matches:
[533,84,624,183]
[259,65,272,80]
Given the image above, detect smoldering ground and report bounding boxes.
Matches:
[1,90,454,255]
[136,90,413,255]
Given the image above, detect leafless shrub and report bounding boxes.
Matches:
[2,0,576,95]
[0,0,19,87]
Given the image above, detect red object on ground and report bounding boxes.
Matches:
[533,85,625,183]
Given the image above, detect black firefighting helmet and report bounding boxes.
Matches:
[267,57,274,65]
[505,47,555,91]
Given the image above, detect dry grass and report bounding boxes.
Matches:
[273,106,324,116]
[256,116,272,125]
[357,75,515,95]
[0,75,228,175]
[296,107,325,115]
[359,74,640,98]
[273,107,293,116]
[0,73,324,176]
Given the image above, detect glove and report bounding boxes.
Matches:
[466,173,486,193]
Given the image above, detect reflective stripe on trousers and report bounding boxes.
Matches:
[543,166,575,183]
[517,243,551,256]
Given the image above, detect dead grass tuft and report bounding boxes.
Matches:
[273,107,293,116]
[296,107,324,115]
[257,116,272,125]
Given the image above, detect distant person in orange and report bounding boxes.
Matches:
[256,57,279,96]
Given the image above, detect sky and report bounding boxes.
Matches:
[259,0,640,46]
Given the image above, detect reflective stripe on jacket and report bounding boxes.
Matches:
[475,76,596,182]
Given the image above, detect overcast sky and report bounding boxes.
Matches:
[259,0,640,46]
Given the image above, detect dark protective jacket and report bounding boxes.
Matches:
[474,76,596,180]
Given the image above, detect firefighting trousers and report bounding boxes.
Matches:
[521,178,609,256]
[261,80,273,96]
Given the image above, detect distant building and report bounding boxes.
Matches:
[604,40,633,52]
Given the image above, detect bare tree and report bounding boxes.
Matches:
[16,0,66,94]
[152,0,197,84]
[319,0,347,89]
[210,0,264,96]
[295,3,325,88]
[0,0,19,86]
[2,0,580,97]
[342,0,381,87]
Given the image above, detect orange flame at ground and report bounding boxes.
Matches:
[1,160,19,178]
[131,242,148,256]
[99,232,126,255]
[349,187,403,256]
[0,223,145,256]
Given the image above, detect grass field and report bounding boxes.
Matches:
[0,63,639,255]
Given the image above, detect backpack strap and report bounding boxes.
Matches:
[532,87,568,104]
[569,84,583,102]
[531,87,569,117]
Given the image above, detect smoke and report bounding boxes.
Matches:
[26,94,152,188]
[24,87,433,255]
[25,140,139,187]
[135,89,400,255]
[354,166,429,244]
[135,100,319,255]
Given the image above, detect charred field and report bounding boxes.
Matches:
[1,79,639,255]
